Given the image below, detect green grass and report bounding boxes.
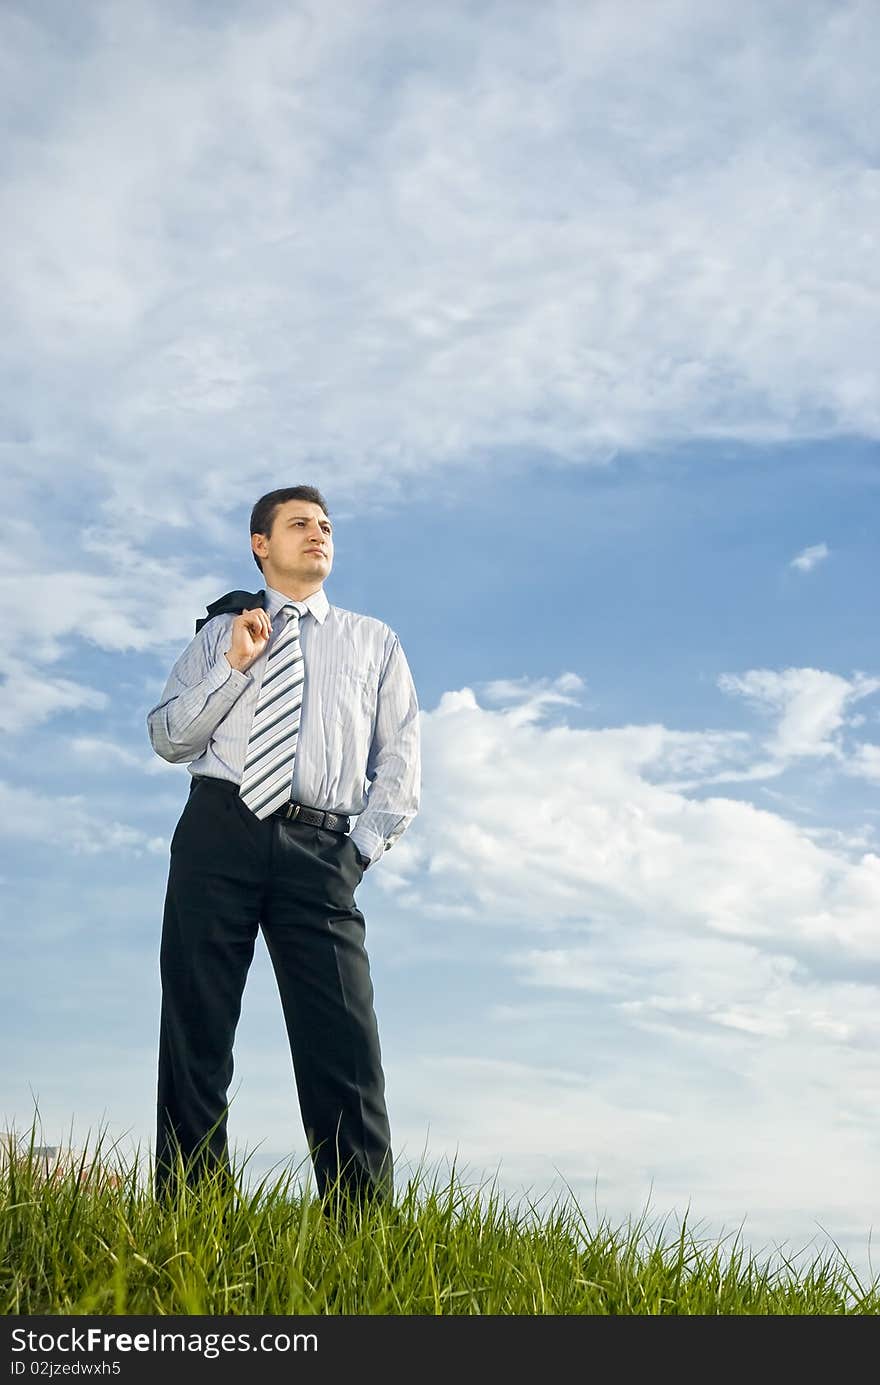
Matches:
[2,1117,878,1315]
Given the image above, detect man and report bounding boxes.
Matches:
[147,484,420,1207]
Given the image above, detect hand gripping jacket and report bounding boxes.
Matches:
[195,589,268,635]
[187,588,269,804]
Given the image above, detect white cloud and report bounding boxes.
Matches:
[843,742,880,784]
[717,667,880,762]
[0,516,246,730]
[384,676,880,968]
[68,736,176,775]
[3,1,878,712]
[0,671,108,736]
[387,1049,880,1281]
[2,0,879,572]
[790,542,830,572]
[0,780,166,855]
[479,672,587,727]
[513,936,880,1048]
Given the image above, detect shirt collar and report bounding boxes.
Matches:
[265,584,329,625]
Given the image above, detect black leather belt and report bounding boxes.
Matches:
[271,801,350,833]
[192,776,350,834]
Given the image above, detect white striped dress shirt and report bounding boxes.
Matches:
[147,584,420,867]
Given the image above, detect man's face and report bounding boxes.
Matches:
[254,500,334,586]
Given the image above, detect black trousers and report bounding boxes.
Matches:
[155,774,392,1204]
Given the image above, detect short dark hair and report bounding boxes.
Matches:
[249,486,330,574]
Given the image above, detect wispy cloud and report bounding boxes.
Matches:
[0,672,107,737]
[717,667,880,762]
[387,1047,880,1277]
[0,781,166,855]
[68,736,175,776]
[0,516,243,732]
[790,542,830,572]
[842,741,880,784]
[479,672,587,726]
[3,0,879,575]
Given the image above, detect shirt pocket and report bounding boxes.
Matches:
[334,663,377,723]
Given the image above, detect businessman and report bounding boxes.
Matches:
[147,484,420,1206]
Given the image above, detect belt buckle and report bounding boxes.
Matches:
[285,802,301,821]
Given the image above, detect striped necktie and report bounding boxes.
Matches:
[238,603,304,819]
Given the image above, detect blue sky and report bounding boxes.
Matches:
[3,0,880,1286]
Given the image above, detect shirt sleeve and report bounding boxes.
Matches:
[349,630,421,867]
[146,618,253,764]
